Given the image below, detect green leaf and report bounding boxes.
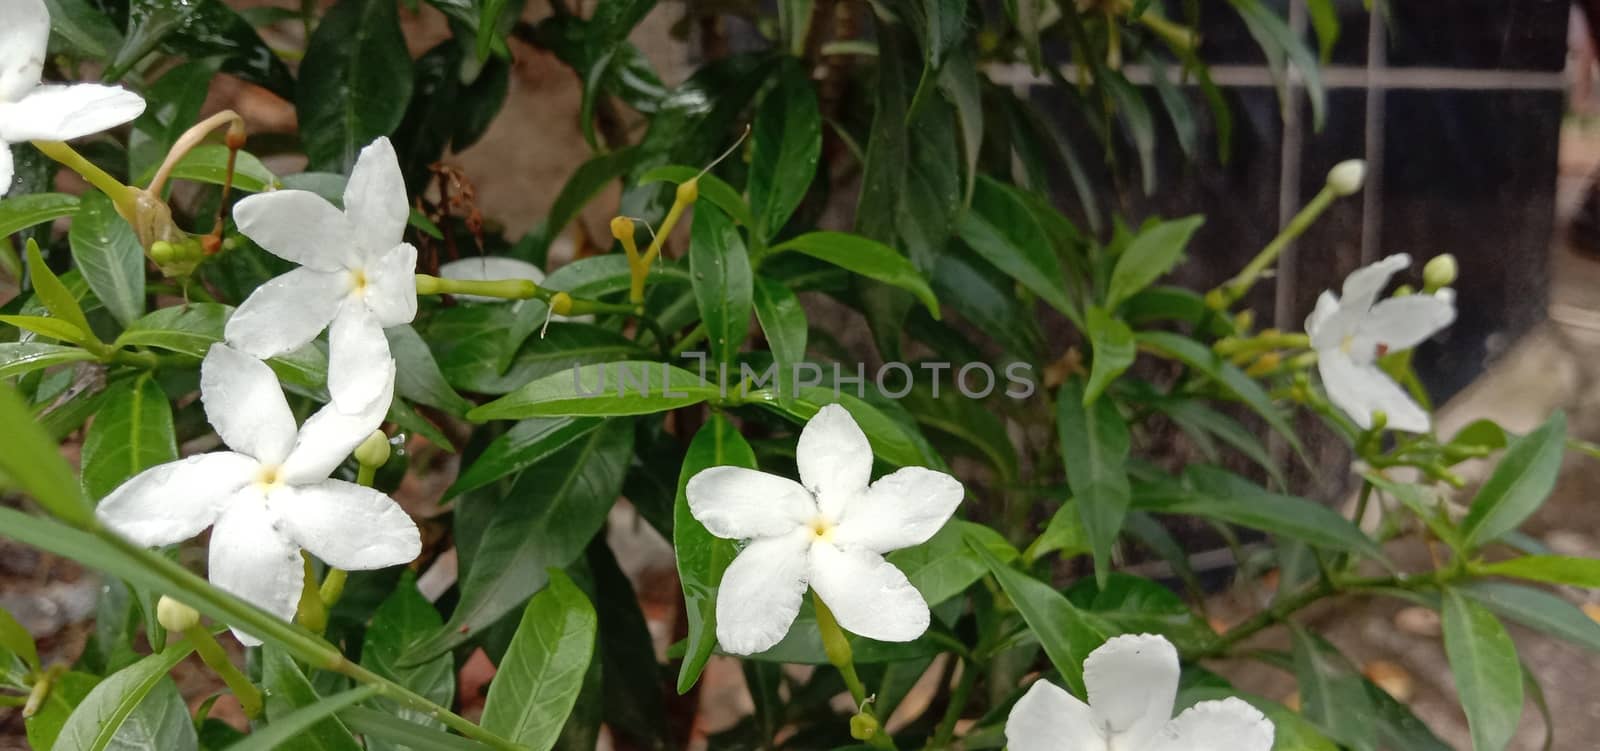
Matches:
[1155,397,1285,488]
[480,570,598,751]
[1305,0,1340,63]
[142,145,278,193]
[1461,411,1566,550]
[24,240,95,344]
[0,342,96,380]
[0,314,93,344]
[751,275,807,403]
[338,707,488,751]
[887,520,1015,606]
[43,0,124,58]
[0,384,93,526]
[1136,330,1305,458]
[1443,588,1523,751]
[362,572,453,749]
[955,177,1073,315]
[690,204,754,374]
[970,540,1105,696]
[673,414,752,693]
[749,60,822,240]
[1145,467,1382,558]
[753,387,940,469]
[897,381,1017,482]
[53,641,196,751]
[414,420,630,659]
[114,0,293,97]
[769,231,941,318]
[23,671,100,751]
[114,302,230,357]
[1461,581,1600,654]
[1479,555,1600,588]
[0,193,80,238]
[1101,69,1158,194]
[260,646,363,751]
[80,374,178,502]
[1065,574,1214,652]
[637,166,755,229]
[1230,0,1326,129]
[228,686,380,751]
[1290,626,1378,751]
[469,361,719,420]
[1023,499,1088,563]
[296,0,414,171]
[445,417,603,500]
[1083,306,1134,405]
[0,607,37,673]
[1057,377,1130,587]
[1105,216,1203,310]
[587,540,667,745]
[386,324,472,415]
[129,60,218,181]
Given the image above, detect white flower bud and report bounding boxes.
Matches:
[1326,160,1366,197]
[156,596,200,632]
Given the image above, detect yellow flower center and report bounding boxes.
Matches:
[255,464,284,491]
[350,268,369,295]
[808,516,836,542]
[1340,334,1355,354]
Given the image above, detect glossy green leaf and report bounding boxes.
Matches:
[887,521,1014,606]
[1058,377,1130,587]
[1023,499,1089,563]
[480,570,598,751]
[23,671,100,751]
[1156,397,1285,487]
[144,145,278,193]
[229,686,380,751]
[1083,305,1134,405]
[260,646,363,751]
[897,381,1017,482]
[970,541,1105,696]
[1443,588,1523,751]
[689,204,754,374]
[296,0,414,171]
[1462,411,1566,550]
[0,607,37,673]
[1147,467,1382,558]
[114,0,292,96]
[386,324,472,415]
[469,361,718,420]
[1230,0,1326,129]
[636,166,754,229]
[0,193,80,238]
[0,313,92,344]
[1306,0,1340,62]
[956,177,1073,315]
[673,414,752,693]
[0,384,92,526]
[750,60,821,240]
[445,417,603,499]
[1461,581,1600,654]
[113,302,230,357]
[751,275,807,403]
[54,641,196,751]
[769,231,941,318]
[752,386,940,469]
[24,240,94,344]
[338,707,489,751]
[1106,216,1203,310]
[129,60,218,181]
[43,0,124,58]
[1479,555,1600,588]
[1137,330,1305,458]
[80,375,177,502]
[362,572,453,749]
[1290,626,1378,751]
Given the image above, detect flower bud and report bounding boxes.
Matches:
[1232,309,1255,334]
[550,292,574,316]
[1423,254,1457,291]
[1245,352,1281,377]
[156,596,200,632]
[1392,284,1414,298]
[354,430,391,468]
[609,216,634,242]
[849,711,880,741]
[1204,288,1229,311]
[150,241,176,264]
[675,178,700,206]
[1326,160,1366,197]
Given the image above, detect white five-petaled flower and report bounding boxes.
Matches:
[1006,634,1275,751]
[227,137,417,414]
[1305,253,1455,434]
[96,344,420,645]
[0,0,146,194]
[686,404,964,655]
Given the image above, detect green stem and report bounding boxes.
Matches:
[928,658,976,749]
[296,554,329,634]
[186,625,263,718]
[30,141,141,215]
[356,463,377,488]
[813,594,867,705]
[1214,186,1337,308]
[670,323,708,357]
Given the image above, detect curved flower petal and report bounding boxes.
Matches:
[1338,253,1410,313]
[208,493,303,646]
[344,138,409,255]
[1149,698,1275,751]
[715,530,812,655]
[201,343,298,465]
[0,0,48,102]
[808,542,928,642]
[233,190,361,271]
[1318,351,1430,433]
[270,480,419,570]
[280,366,393,485]
[1005,680,1103,751]
[1360,294,1456,352]
[796,403,873,519]
[831,466,963,554]
[1084,633,1180,751]
[327,300,396,414]
[224,266,347,359]
[0,85,145,142]
[95,452,257,547]
[1,145,14,198]
[363,242,419,327]
[1304,290,1342,348]
[686,466,815,540]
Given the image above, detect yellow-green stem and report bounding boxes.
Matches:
[296,554,328,634]
[186,625,263,718]
[31,141,140,216]
[22,664,63,717]
[633,195,692,304]
[415,274,540,300]
[1214,186,1337,308]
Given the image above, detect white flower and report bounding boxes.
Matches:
[96,344,420,645]
[227,137,416,413]
[1006,634,1274,751]
[437,256,592,323]
[1305,253,1455,433]
[0,0,146,195]
[686,404,964,654]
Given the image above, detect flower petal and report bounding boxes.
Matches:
[343,137,409,254]
[831,467,963,554]
[807,541,928,642]
[1149,698,1275,751]
[1083,633,1179,751]
[1,144,14,197]
[1318,351,1430,433]
[1005,680,1103,751]
[201,343,298,465]
[208,493,303,646]
[0,0,48,102]
[233,190,361,271]
[796,403,873,519]
[363,242,419,327]
[95,452,257,547]
[224,267,346,359]
[1304,290,1341,343]
[686,466,815,540]
[327,300,396,414]
[1338,253,1410,313]
[1360,294,1456,352]
[269,480,419,570]
[0,84,145,142]
[281,358,394,484]
[715,530,812,655]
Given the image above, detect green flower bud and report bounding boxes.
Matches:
[1423,254,1458,291]
[354,430,391,468]
[849,711,880,741]
[1326,160,1366,197]
[156,596,200,632]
